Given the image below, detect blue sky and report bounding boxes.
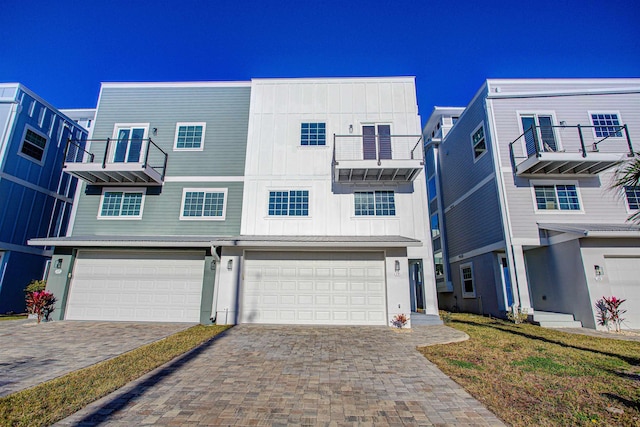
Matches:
[1,0,638,124]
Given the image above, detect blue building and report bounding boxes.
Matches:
[0,83,88,313]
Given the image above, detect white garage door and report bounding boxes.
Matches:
[604,257,640,329]
[66,251,204,322]
[241,251,387,325]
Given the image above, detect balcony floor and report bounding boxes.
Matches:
[335,159,423,183]
[64,162,164,185]
[515,152,628,175]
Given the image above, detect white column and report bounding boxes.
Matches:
[511,245,534,313]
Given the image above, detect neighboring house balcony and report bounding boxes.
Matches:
[509,123,634,175]
[63,138,168,185]
[333,133,423,183]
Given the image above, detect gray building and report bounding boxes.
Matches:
[424,79,640,330]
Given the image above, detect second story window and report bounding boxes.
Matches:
[300,123,326,146]
[590,113,622,138]
[625,186,640,210]
[180,189,226,220]
[534,184,580,211]
[471,124,486,159]
[354,191,395,216]
[269,190,309,216]
[99,189,144,219]
[20,127,48,163]
[175,123,206,150]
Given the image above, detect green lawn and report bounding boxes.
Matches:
[420,313,640,427]
[0,314,27,321]
[0,324,230,427]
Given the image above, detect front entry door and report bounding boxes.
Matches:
[362,124,392,161]
[409,259,425,312]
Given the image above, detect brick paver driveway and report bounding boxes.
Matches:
[0,320,192,397]
[57,325,504,426]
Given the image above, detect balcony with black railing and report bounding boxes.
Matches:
[508,123,634,175]
[63,138,168,185]
[333,134,424,183]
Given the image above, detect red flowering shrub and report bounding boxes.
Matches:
[595,296,627,332]
[26,290,57,323]
[391,313,409,328]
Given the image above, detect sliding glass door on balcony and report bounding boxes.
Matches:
[114,127,145,163]
[521,115,558,156]
[362,124,392,160]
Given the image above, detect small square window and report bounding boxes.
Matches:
[20,128,48,163]
[268,190,309,216]
[300,122,326,146]
[354,191,395,216]
[174,123,206,150]
[591,113,622,138]
[99,190,144,219]
[180,189,227,220]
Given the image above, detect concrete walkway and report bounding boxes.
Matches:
[56,325,504,426]
[0,320,192,397]
[557,327,640,342]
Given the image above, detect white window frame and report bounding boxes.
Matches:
[587,111,624,139]
[111,123,149,163]
[173,122,206,151]
[517,111,562,154]
[623,186,640,213]
[470,122,487,162]
[97,187,146,220]
[530,179,584,214]
[353,190,396,217]
[460,262,476,298]
[299,122,327,147]
[179,188,227,220]
[266,189,311,217]
[18,125,49,165]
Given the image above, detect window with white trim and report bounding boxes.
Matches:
[174,123,206,150]
[590,113,622,138]
[99,189,144,219]
[460,263,475,298]
[471,123,486,159]
[268,190,309,216]
[180,188,227,220]
[625,186,640,210]
[354,191,395,216]
[534,184,580,211]
[300,123,326,146]
[20,127,48,163]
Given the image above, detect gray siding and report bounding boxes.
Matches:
[440,253,502,317]
[525,240,594,327]
[72,181,244,236]
[92,86,251,177]
[444,180,503,257]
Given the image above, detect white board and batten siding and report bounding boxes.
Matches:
[241,251,386,325]
[65,251,204,322]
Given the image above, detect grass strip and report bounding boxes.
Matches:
[0,324,230,427]
[420,313,640,426]
[0,315,27,321]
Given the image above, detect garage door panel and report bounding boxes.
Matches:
[66,251,204,322]
[604,257,640,329]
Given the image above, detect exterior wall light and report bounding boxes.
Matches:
[349,124,353,133]
[55,258,63,269]
[395,260,400,275]
[227,259,233,270]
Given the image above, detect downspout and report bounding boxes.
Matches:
[210,245,221,323]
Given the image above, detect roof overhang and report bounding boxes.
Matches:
[29,235,423,249]
[538,223,640,238]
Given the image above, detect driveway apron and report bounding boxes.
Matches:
[56,324,504,426]
[0,320,192,397]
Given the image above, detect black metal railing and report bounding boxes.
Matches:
[63,138,169,180]
[333,134,423,164]
[508,124,633,170]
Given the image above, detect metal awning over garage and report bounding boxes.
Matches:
[211,235,422,248]
[538,223,640,238]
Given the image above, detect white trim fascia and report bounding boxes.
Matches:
[0,172,74,203]
[450,240,506,263]
[213,240,423,248]
[164,176,245,182]
[545,232,582,246]
[101,81,251,88]
[487,87,640,99]
[28,238,214,248]
[173,122,206,151]
[251,76,416,85]
[443,173,495,213]
[179,187,228,221]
